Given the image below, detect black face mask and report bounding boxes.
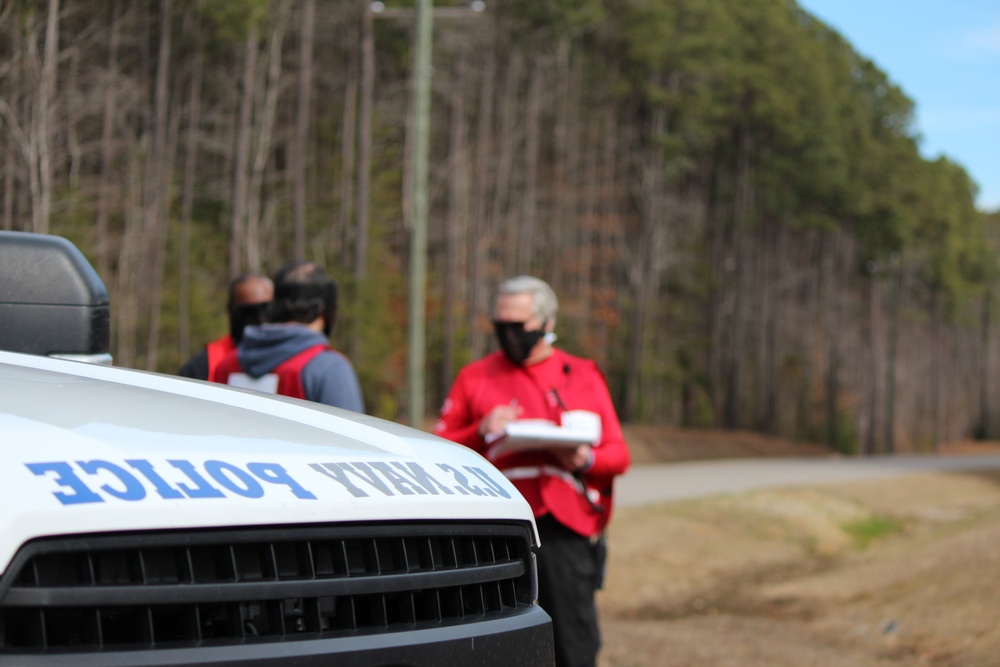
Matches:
[493,320,546,366]
[229,303,270,343]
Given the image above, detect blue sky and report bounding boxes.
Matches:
[796,0,1000,212]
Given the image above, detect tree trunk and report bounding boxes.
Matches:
[883,257,901,453]
[442,51,469,394]
[95,0,121,278]
[623,108,669,421]
[980,289,992,438]
[594,105,618,368]
[66,41,81,197]
[178,29,203,361]
[230,23,259,276]
[550,37,575,291]
[579,115,599,334]
[17,16,43,235]
[624,210,670,422]
[354,0,373,283]
[494,48,520,273]
[863,270,880,455]
[293,0,315,260]
[723,121,753,429]
[931,289,943,452]
[519,58,541,275]
[469,42,495,359]
[340,73,357,268]
[143,0,174,371]
[148,77,182,371]
[36,0,60,234]
[796,230,819,439]
[3,17,23,231]
[2,122,13,230]
[246,1,289,271]
[115,149,146,368]
[758,221,782,434]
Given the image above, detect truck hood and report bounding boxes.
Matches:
[0,352,535,574]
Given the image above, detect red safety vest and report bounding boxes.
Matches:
[213,344,327,400]
[205,335,236,381]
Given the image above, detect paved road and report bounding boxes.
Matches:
[616,454,1000,507]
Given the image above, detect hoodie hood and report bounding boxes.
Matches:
[238,323,327,378]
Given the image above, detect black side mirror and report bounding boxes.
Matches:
[0,231,111,363]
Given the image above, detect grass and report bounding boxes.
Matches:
[841,515,903,548]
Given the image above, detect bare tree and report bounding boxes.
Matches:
[245,0,290,270]
[884,256,902,452]
[979,289,992,438]
[0,3,16,231]
[340,74,358,268]
[931,288,943,452]
[178,19,203,360]
[591,104,620,367]
[549,37,571,291]
[230,22,259,276]
[621,108,671,421]
[518,57,541,275]
[577,115,599,332]
[722,121,754,429]
[442,48,470,391]
[469,39,496,359]
[293,0,315,260]
[493,47,520,272]
[35,0,60,234]
[95,0,121,278]
[0,7,25,232]
[355,0,373,280]
[143,0,175,370]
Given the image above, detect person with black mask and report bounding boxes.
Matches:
[434,275,630,667]
[178,272,274,381]
[211,260,364,412]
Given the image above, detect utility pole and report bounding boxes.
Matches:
[407,0,433,428]
[371,1,485,427]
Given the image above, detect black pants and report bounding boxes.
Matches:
[535,514,602,667]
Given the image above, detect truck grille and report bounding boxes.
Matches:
[0,522,537,654]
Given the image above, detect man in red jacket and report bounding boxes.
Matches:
[435,276,630,667]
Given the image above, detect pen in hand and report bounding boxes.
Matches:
[480,398,521,443]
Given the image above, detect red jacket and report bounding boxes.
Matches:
[435,350,630,537]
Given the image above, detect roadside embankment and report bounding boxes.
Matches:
[599,464,1000,666]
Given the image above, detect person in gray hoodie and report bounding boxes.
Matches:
[212,260,364,412]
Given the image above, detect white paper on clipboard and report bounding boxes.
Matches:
[490,410,602,455]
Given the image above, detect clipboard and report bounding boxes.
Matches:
[488,410,602,454]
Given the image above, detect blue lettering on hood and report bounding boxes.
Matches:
[25,459,317,506]
[25,458,512,506]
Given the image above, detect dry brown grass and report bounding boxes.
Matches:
[597,428,1000,666]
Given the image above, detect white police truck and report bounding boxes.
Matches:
[0,231,553,666]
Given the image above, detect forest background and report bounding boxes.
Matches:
[3,0,1000,454]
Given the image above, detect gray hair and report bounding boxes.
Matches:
[497,275,558,326]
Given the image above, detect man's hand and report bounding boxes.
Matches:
[551,444,593,472]
[478,403,522,440]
